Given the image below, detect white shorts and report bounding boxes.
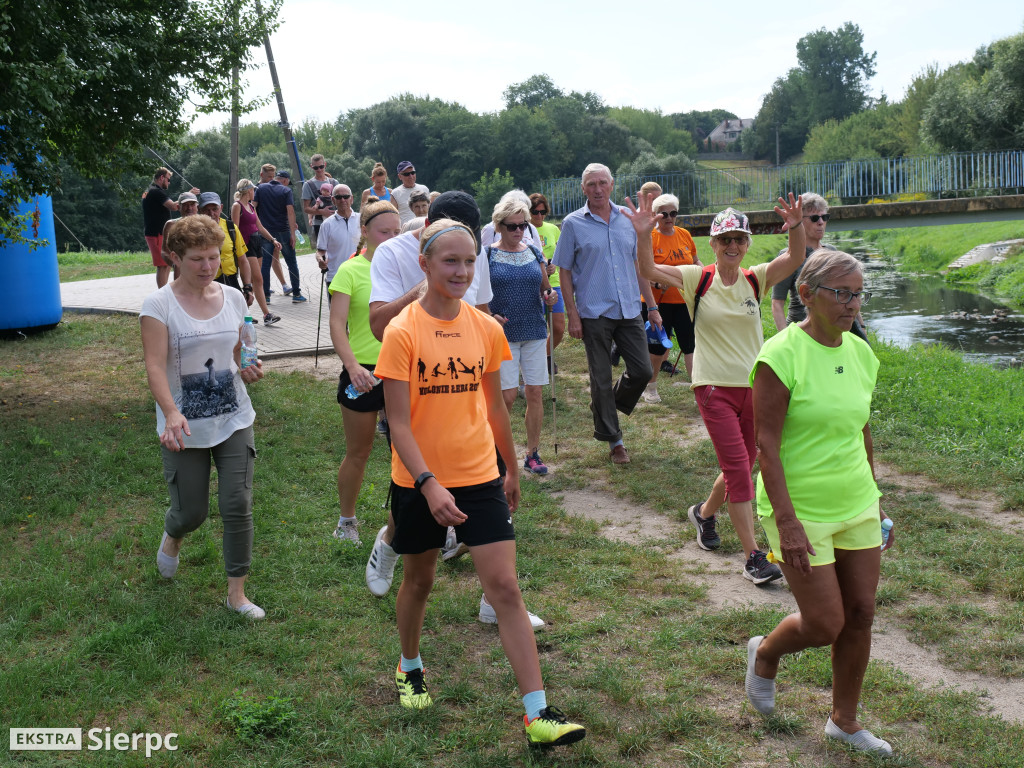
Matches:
[499,338,549,390]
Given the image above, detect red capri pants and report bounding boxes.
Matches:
[694,385,756,503]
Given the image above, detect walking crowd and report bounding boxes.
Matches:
[139,157,893,754]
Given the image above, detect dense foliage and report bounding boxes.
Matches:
[0,0,282,246]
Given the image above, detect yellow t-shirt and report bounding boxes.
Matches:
[674,261,771,388]
[375,301,512,488]
[216,218,248,278]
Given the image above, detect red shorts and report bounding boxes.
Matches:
[146,235,168,267]
[694,385,756,503]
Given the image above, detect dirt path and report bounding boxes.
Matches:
[269,354,1024,722]
[555,486,1024,724]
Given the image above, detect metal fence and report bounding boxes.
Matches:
[539,151,1024,218]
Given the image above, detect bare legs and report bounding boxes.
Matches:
[396,540,541,695]
[337,408,377,518]
[503,384,544,455]
[754,546,880,732]
[156,265,171,288]
[247,256,271,318]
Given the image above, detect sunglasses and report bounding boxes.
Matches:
[333,194,351,200]
[400,170,416,176]
[531,208,548,215]
[312,164,325,170]
[804,213,830,222]
[716,235,748,246]
[503,221,529,231]
[659,210,679,219]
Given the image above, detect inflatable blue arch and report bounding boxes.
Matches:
[0,164,62,335]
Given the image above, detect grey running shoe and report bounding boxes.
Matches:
[744,550,783,585]
[687,503,721,550]
[441,526,469,561]
[332,518,361,544]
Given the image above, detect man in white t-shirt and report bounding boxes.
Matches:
[390,160,430,226]
[368,190,492,341]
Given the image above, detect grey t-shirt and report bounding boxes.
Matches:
[391,183,430,226]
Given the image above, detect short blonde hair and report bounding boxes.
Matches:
[491,196,530,229]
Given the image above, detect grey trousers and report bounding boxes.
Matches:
[581,315,653,442]
[161,425,256,578]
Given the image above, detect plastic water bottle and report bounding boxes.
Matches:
[880,518,894,550]
[295,228,306,245]
[240,316,258,369]
[345,374,381,399]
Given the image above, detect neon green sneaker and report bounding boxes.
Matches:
[524,706,586,748]
[395,665,432,710]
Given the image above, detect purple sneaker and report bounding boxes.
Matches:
[524,451,549,475]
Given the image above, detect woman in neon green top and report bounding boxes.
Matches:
[746,249,895,756]
[326,196,401,543]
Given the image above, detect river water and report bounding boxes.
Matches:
[831,236,1024,366]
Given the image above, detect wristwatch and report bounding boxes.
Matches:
[414,471,435,493]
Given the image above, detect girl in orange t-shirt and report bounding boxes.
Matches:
[374,219,585,747]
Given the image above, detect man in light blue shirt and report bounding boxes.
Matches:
[553,163,661,464]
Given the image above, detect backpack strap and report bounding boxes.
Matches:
[691,264,717,326]
[224,215,239,267]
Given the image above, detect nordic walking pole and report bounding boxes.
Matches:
[314,266,327,368]
[547,304,558,456]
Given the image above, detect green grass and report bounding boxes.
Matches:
[58,244,318,282]
[58,250,155,281]
[861,221,1024,272]
[2,315,1024,765]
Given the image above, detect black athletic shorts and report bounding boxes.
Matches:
[337,364,385,412]
[390,477,515,555]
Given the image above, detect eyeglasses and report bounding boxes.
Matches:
[333,194,351,200]
[659,210,679,219]
[312,164,325,170]
[503,221,529,231]
[531,208,548,215]
[804,213,830,222]
[715,235,748,246]
[817,286,871,305]
[400,170,416,177]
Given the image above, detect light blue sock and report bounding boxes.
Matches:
[400,655,422,673]
[611,438,624,449]
[523,689,547,722]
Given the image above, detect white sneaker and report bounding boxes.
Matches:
[441,526,470,561]
[478,596,545,630]
[365,525,399,597]
[332,517,361,544]
[157,531,179,578]
[642,384,661,403]
[824,717,893,756]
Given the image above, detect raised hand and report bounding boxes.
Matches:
[625,191,658,238]
[774,193,803,232]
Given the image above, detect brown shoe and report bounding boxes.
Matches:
[610,444,630,464]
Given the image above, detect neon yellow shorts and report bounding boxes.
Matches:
[760,500,881,567]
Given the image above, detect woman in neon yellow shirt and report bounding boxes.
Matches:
[747,249,894,756]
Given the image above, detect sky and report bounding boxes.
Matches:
[191,0,1024,132]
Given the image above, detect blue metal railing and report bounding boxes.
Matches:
[539,151,1024,217]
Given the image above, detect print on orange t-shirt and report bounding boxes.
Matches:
[650,227,698,305]
[374,301,512,488]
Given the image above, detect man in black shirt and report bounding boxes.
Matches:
[142,167,198,287]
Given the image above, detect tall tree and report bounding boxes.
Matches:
[796,22,877,126]
[0,0,282,245]
[746,22,876,161]
[503,74,564,110]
